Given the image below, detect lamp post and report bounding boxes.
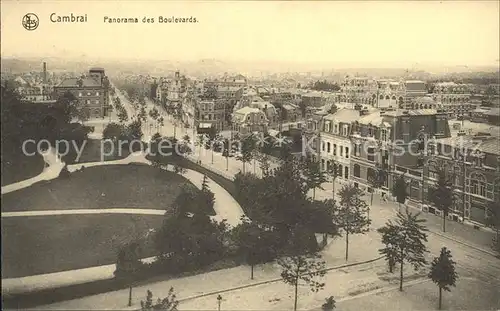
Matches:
[457,148,468,222]
[217,294,222,311]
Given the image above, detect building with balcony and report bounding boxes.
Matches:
[349,108,450,199]
[427,134,500,225]
[319,108,360,183]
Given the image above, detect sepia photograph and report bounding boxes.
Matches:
[1,1,499,310]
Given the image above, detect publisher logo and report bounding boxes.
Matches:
[22,13,39,31]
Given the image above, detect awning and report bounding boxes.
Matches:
[198,123,214,129]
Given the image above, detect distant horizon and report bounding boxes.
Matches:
[2,55,499,73]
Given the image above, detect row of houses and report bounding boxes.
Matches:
[305,106,499,226]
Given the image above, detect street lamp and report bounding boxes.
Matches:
[217,294,222,311]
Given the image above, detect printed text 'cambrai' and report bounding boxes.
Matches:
[50,13,88,23]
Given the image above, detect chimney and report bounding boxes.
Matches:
[43,62,47,84]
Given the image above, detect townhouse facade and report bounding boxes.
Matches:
[319,109,360,183]
[349,108,450,200]
[427,135,500,225]
[196,99,226,132]
[232,106,269,136]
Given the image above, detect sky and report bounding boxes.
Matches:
[1,0,499,68]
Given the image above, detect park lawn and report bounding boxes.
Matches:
[1,214,163,278]
[1,147,45,186]
[69,139,131,164]
[1,164,198,212]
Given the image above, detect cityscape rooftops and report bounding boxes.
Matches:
[57,77,102,88]
[383,109,439,117]
[436,135,500,155]
[323,108,360,123]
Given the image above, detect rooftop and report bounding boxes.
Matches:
[57,77,102,88]
[324,108,360,123]
[383,109,438,117]
[436,135,500,155]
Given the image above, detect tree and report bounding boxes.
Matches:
[140,288,179,311]
[259,153,271,177]
[278,253,326,311]
[299,101,307,118]
[377,210,428,291]
[328,104,338,115]
[485,197,500,254]
[428,247,458,310]
[232,216,278,279]
[322,296,336,311]
[59,91,89,123]
[114,240,143,306]
[328,161,342,199]
[117,107,129,123]
[335,184,371,261]
[392,175,409,212]
[103,122,125,141]
[367,163,387,219]
[302,156,327,200]
[427,167,455,232]
[237,135,256,174]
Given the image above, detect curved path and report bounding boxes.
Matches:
[2,149,245,295]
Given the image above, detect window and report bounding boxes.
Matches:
[354,144,361,156]
[342,125,348,136]
[96,92,100,96]
[345,147,349,158]
[87,92,91,96]
[468,173,486,197]
[344,166,349,179]
[334,124,339,134]
[340,146,343,157]
[367,147,375,162]
[325,122,331,132]
[327,142,331,153]
[333,144,337,155]
[322,142,325,152]
[95,100,99,105]
[381,129,388,141]
[78,92,82,97]
[354,164,361,177]
[368,127,374,137]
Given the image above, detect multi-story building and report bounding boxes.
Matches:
[319,108,360,183]
[427,134,500,225]
[204,74,247,90]
[302,91,326,108]
[54,68,110,119]
[248,100,279,129]
[349,108,450,199]
[431,82,472,118]
[232,106,268,135]
[195,99,226,132]
[340,76,379,106]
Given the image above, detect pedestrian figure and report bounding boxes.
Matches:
[382,192,388,203]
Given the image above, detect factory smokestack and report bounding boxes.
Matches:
[43,62,47,84]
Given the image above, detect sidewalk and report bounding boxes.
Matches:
[2,156,245,295]
[33,232,384,310]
